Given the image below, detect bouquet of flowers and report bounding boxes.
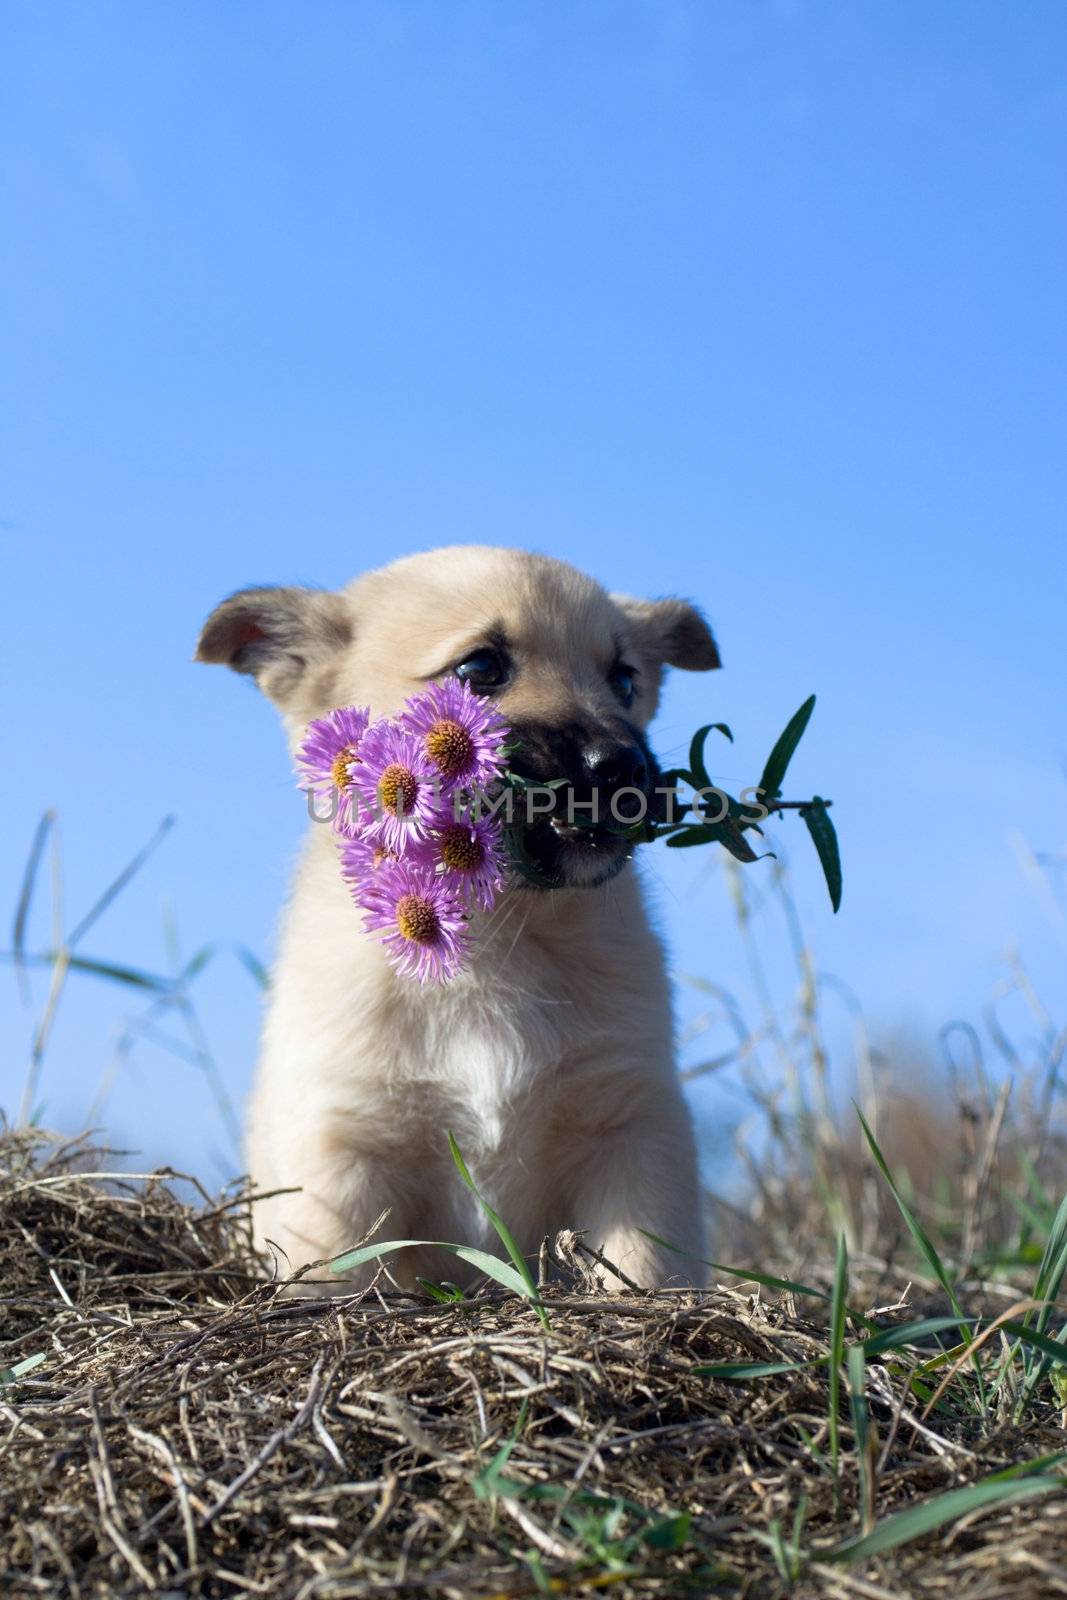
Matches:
[297,680,512,982]
[296,684,840,985]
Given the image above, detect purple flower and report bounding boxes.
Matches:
[339,835,397,886]
[410,815,507,912]
[399,678,509,794]
[354,858,470,984]
[295,705,371,836]
[350,721,440,852]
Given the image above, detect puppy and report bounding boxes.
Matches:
[197,546,719,1289]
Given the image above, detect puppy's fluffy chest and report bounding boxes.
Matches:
[282,837,671,1151]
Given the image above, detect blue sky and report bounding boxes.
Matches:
[2,2,1065,1181]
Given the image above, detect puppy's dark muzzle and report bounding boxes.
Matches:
[582,739,648,794]
[507,722,663,836]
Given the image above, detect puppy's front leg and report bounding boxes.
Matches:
[565,1087,706,1290]
[251,1135,424,1290]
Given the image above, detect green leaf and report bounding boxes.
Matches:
[665,824,722,849]
[502,824,553,887]
[802,797,842,913]
[717,813,762,864]
[759,695,816,801]
[827,1476,1062,1564]
[664,817,760,863]
[688,723,733,788]
[658,766,694,792]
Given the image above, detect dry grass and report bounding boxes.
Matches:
[3,1128,1067,1599]
[6,820,1067,1594]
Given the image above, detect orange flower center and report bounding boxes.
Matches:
[330,745,358,790]
[439,824,485,873]
[395,893,440,945]
[378,762,419,817]
[425,718,473,779]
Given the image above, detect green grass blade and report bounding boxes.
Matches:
[1003,1318,1067,1415]
[447,1132,547,1326]
[232,942,270,990]
[827,1476,1062,1564]
[11,811,54,992]
[473,1398,530,1500]
[855,1107,963,1318]
[54,951,172,991]
[697,1319,977,1380]
[1031,1193,1067,1334]
[0,1351,46,1386]
[985,1450,1067,1482]
[0,949,174,991]
[66,815,175,950]
[848,1345,873,1533]
[639,1229,836,1307]
[642,1511,691,1552]
[416,1278,465,1304]
[767,1519,790,1585]
[450,1245,542,1298]
[693,1358,827,1379]
[999,1193,1067,1409]
[178,943,218,985]
[828,1232,848,1482]
[329,1236,536,1301]
[330,1237,451,1272]
[855,1105,989,1411]
[1001,1321,1067,1366]
[864,1315,974,1357]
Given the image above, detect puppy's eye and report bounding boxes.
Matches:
[608,661,637,707]
[454,648,508,693]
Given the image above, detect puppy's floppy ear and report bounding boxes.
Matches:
[613,596,721,671]
[196,585,352,709]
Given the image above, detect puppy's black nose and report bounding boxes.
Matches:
[583,740,648,792]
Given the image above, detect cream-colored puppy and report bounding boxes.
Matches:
[197,547,719,1289]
